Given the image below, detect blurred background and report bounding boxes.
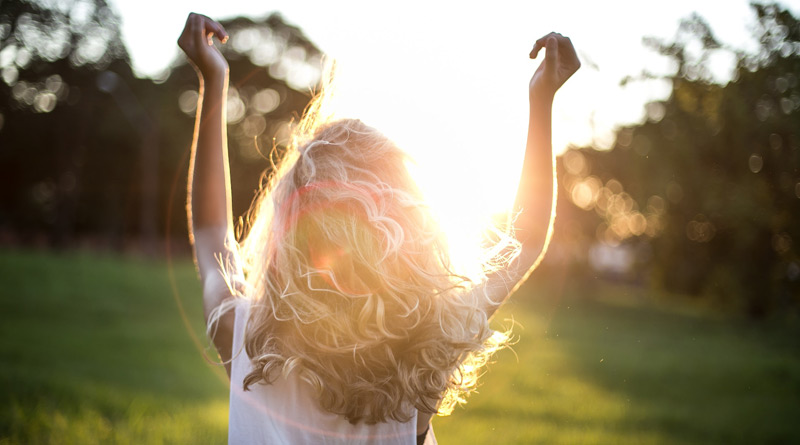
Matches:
[1,0,799,443]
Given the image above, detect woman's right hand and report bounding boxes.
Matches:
[177,13,229,81]
[528,32,580,100]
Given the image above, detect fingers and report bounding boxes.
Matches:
[530,32,556,59]
[529,38,545,59]
[185,12,229,47]
[529,32,567,59]
[204,17,229,44]
[544,36,558,76]
[529,43,542,59]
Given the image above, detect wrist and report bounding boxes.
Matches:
[529,82,554,103]
[198,69,229,89]
[529,91,554,110]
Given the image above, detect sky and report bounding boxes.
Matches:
[111,0,799,267]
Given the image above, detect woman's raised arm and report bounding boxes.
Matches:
[178,13,237,375]
[482,33,580,317]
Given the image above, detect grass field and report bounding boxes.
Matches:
[1,249,799,444]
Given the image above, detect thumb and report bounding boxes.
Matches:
[545,36,558,78]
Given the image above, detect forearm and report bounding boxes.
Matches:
[188,74,232,232]
[187,72,236,282]
[513,94,555,264]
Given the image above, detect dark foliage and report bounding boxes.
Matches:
[553,3,800,317]
[0,0,321,253]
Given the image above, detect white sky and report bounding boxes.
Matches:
[112,0,799,266]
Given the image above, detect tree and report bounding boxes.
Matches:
[0,3,323,252]
[553,3,800,318]
[0,0,137,247]
[155,13,323,244]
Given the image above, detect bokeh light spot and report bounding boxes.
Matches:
[647,195,665,213]
[780,97,794,114]
[250,41,279,66]
[232,28,260,53]
[178,90,198,115]
[616,128,633,148]
[628,212,647,236]
[606,179,623,194]
[769,133,783,150]
[0,44,17,68]
[33,92,57,113]
[748,154,763,173]
[226,87,246,124]
[563,150,588,176]
[685,214,715,243]
[252,88,280,114]
[45,74,63,94]
[571,178,598,210]
[645,101,665,122]
[15,47,31,69]
[242,114,267,138]
[1,66,18,85]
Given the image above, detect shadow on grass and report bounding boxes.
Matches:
[434,270,800,444]
[511,278,800,444]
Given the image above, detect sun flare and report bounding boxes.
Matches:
[318,61,525,280]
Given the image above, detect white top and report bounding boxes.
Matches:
[228,299,425,444]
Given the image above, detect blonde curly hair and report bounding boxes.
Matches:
[219,88,516,424]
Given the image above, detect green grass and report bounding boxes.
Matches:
[0,250,228,444]
[1,250,799,444]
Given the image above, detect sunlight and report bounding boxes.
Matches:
[320,60,526,279]
[120,0,690,278]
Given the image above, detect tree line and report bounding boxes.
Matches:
[0,0,320,254]
[1,0,797,317]
[549,3,800,318]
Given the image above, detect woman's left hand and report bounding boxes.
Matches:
[529,32,580,100]
[178,13,230,82]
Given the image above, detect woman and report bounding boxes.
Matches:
[178,12,579,444]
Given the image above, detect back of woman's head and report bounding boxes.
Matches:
[234,117,508,424]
